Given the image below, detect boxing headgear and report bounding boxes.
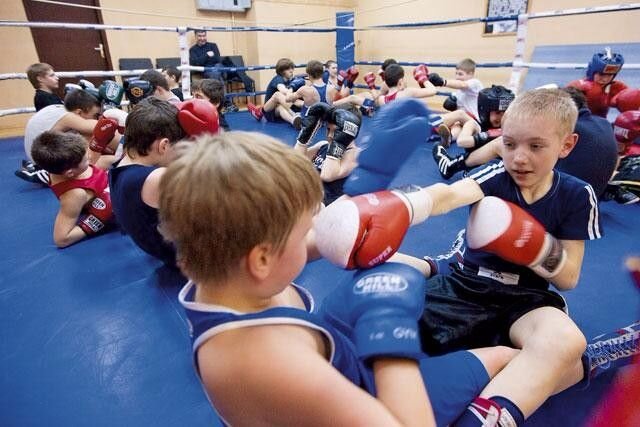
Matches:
[124,78,154,105]
[613,110,640,145]
[586,48,624,81]
[477,85,515,129]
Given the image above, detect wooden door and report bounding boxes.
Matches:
[23,0,112,96]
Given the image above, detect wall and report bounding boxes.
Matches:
[0,0,637,137]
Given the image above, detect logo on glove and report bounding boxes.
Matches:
[130,87,145,98]
[342,121,359,137]
[353,273,409,295]
[91,198,107,210]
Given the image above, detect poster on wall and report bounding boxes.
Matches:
[484,0,528,35]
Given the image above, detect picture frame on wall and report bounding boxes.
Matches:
[484,0,529,35]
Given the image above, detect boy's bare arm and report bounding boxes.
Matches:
[550,239,585,291]
[426,177,484,216]
[60,113,97,137]
[53,189,92,247]
[141,168,166,208]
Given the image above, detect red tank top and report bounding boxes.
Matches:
[384,91,399,104]
[50,165,108,199]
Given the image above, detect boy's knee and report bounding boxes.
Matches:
[527,322,586,361]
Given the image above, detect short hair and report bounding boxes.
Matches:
[324,60,337,68]
[140,69,170,91]
[26,63,53,89]
[384,64,405,87]
[503,88,578,138]
[381,58,398,71]
[162,66,181,83]
[306,60,324,79]
[456,58,476,74]
[194,29,206,35]
[64,89,100,112]
[159,131,323,283]
[123,97,185,157]
[275,58,295,76]
[195,79,225,110]
[562,86,587,110]
[31,131,87,174]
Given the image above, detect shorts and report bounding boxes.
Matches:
[420,264,566,355]
[420,350,489,427]
[263,108,278,123]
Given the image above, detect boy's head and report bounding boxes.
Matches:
[140,69,170,93]
[159,131,323,284]
[381,58,398,71]
[384,64,405,88]
[64,89,101,119]
[275,58,295,79]
[306,60,324,80]
[192,78,225,109]
[586,48,624,85]
[325,60,337,76]
[477,85,515,129]
[123,97,185,159]
[27,63,59,91]
[455,58,476,80]
[501,89,578,188]
[31,131,88,176]
[162,66,181,86]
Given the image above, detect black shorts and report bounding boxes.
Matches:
[420,264,566,355]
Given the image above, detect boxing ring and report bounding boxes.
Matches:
[1,3,639,426]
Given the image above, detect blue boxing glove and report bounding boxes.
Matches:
[344,98,431,195]
[288,76,306,92]
[320,263,426,361]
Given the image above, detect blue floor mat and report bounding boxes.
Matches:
[0,109,638,426]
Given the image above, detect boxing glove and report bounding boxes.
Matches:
[89,117,118,154]
[314,188,433,269]
[466,196,567,279]
[443,94,458,111]
[611,88,640,112]
[472,128,502,148]
[344,98,431,195]
[346,66,359,88]
[78,188,113,235]
[288,76,306,92]
[326,108,361,160]
[102,108,128,134]
[337,70,348,89]
[78,79,95,90]
[364,72,377,90]
[377,68,385,82]
[428,73,447,87]
[177,99,220,137]
[320,262,426,361]
[296,102,331,147]
[613,110,640,147]
[413,64,429,88]
[98,80,125,108]
[64,83,83,96]
[124,78,154,105]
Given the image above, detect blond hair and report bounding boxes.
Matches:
[503,88,578,138]
[456,58,476,74]
[159,131,323,283]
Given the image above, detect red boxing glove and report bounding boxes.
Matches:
[567,79,609,117]
[611,88,640,112]
[78,188,113,235]
[89,117,118,154]
[377,68,385,81]
[177,99,220,137]
[337,70,348,89]
[413,64,429,88]
[314,189,433,269]
[466,196,567,278]
[102,108,128,134]
[346,66,359,86]
[364,72,377,90]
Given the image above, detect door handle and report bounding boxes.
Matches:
[94,43,105,59]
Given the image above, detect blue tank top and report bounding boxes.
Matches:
[109,162,177,267]
[301,84,328,116]
[180,281,375,393]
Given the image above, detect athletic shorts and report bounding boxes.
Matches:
[263,108,278,122]
[421,350,489,427]
[420,263,566,355]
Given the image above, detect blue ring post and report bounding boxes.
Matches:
[336,12,355,69]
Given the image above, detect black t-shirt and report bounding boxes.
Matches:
[34,89,63,111]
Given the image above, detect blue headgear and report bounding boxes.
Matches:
[586,48,624,81]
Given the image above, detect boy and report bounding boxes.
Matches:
[192,78,229,131]
[109,97,218,269]
[286,60,329,113]
[31,131,113,248]
[139,69,181,104]
[320,89,601,426]
[161,66,184,101]
[158,131,516,426]
[246,58,302,129]
[567,48,627,118]
[27,63,63,112]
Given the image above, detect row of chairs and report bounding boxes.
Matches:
[118,57,181,71]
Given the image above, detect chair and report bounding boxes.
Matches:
[156,57,181,69]
[222,55,256,104]
[118,58,153,71]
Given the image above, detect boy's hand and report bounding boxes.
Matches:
[78,190,113,235]
[412,64,429,88]
[89,117,118,154]
[466,196,567,278]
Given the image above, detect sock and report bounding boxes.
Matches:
[453,397,501,427]
[491,396,524,427]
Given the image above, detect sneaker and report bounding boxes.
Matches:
[292,114,302,130]
[610,185,640,205]
[15,166,49,185]
[432,143,467,180]
[247,103,264,122]
[437,124,452,148]
[21,159,36,172]
[223,100,239,113]
[583,320,640,382]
